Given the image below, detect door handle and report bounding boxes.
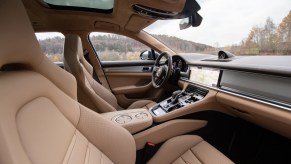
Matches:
[142,66,152,72]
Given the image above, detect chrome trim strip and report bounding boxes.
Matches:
[181,79,291,112]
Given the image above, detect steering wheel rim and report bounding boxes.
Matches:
[152,52,172,88]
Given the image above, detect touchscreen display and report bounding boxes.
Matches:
[189,67,220,86]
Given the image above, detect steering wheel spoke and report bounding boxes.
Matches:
[153,66,160,72]
[156,78,161,85]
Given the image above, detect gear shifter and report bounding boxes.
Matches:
[171,90,182,104]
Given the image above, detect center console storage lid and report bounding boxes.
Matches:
[101,108,153,134]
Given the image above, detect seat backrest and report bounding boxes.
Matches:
[0,0,135,163]
[0,1,76,101]
[64,35,121,113]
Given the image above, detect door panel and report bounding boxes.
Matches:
[102,61,163,108]
[105,72,152,92]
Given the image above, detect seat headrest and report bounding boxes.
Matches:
[0,0,43,68]
[64,34,84,59]
[0,0,78,100]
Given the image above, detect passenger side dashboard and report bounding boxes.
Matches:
[151,54,291,139]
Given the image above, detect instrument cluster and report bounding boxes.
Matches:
[172,56,188,72]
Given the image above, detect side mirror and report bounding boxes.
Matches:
[179,13,203,30]
[140,50,155,60]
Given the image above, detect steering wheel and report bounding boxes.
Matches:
[152,52,172,88]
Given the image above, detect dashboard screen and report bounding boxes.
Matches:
[189,67,220,86]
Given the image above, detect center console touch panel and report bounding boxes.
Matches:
[151,85,209,116]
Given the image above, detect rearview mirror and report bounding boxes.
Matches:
[179,17,192,30]
[179,13,203,30]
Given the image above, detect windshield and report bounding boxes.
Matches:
[144,0,291,55]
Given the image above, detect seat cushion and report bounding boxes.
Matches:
[148,135,233,164]
[127,100,157,110]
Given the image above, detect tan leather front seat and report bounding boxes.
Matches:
[0,0,233,163]
[64,34,156,113]
[148,135,233,164]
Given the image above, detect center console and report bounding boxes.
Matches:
[102,84,211,150]
[151,84,209,116]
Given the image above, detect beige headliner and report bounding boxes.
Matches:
[22,0,188,54]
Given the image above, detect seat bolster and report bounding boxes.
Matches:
[37,57,78,100]
[148,135,203,164]
[91,80,119,109]
[148,135,233,164]
[77,104,136,164]
[127,100,157,109]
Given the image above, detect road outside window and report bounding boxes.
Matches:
[89,32,150,61]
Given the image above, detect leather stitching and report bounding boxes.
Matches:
[63,131,77,164]
[179,156,188,164]
[100,153,104,164]
[189,144,203,163]
[84,142,90,164]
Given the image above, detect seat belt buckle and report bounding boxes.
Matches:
[142,141,156,163]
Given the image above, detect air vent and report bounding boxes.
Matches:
[185,84,197,93]
[185,85,209,97]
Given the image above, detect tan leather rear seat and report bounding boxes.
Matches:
[0,0,233,163]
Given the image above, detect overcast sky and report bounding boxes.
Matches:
[36,0,291,47]
[36,32,64,40]
[145,0,291,47]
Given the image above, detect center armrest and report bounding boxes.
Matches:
[101,108,153,134]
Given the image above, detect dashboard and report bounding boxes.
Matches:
[171,54,291,110]
[162,53,291,139]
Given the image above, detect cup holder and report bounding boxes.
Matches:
[114,112,148,124]
[135,112,148,119]
[115,115,132,124]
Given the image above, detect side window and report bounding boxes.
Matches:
[89,32,152,61]
[35,32,64,63]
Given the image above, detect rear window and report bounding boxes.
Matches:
[35,32,64,63]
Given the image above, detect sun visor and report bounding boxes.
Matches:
[125,15,155,32]
[94,21,120,31]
